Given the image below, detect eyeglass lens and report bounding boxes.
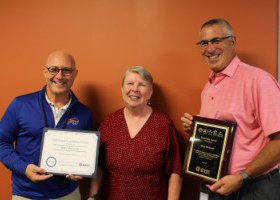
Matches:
[47,67,73,75]
[197,36,232,47]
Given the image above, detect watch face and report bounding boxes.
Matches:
[240,171,251,182]
[240,171,247,178]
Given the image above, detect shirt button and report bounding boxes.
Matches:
[214,85,218,88]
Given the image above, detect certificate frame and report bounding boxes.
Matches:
[38,128,101,178]
[183,116,236,184]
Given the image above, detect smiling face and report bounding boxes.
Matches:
[199,24,236,73]
[43,52,78,99]
[121,72,153,109]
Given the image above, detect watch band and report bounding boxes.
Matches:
[240,170,251,183]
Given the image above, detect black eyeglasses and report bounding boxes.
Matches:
[196,36,233,48]
[45,66,75,76]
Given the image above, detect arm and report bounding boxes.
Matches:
[0,130,54,182]
[166,121,184,200]
[168,173,182,200]
[0,137,29,175]
[0,100,29,176]
[245,132,280,177]
[208,73,280,196]
[89,167,103,198]
[207,131,280,195]
[0,99,54,182]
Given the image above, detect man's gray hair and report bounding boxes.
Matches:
[200,18,234,36]
[122,66,153,87]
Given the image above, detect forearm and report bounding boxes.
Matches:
[245,132,280,177]
[207,132,280,196]
[0,138,29,175]
[168,173,182,200]
[89,167,103,197]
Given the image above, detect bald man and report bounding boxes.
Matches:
[0,51,93,199]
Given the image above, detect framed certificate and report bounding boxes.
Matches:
[183,116,236,184]
[38,128,100,178]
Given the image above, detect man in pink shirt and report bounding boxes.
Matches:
[181,19,280,200]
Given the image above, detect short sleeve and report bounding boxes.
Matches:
[253,71,280,136]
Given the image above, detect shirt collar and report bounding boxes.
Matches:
[209,56,240,83]
[45,93,72,110]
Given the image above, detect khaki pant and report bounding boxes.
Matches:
[12,186,81,200]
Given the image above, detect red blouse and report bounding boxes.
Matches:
[99,108,183,200]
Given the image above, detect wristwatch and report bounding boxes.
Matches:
[240,170,251,183]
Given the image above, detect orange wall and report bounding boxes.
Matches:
[0,0,278,199]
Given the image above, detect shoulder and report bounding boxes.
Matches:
[2,91,40,119]
[99,109,124,132]
[237,61,275,80]
[104,108,123,119]
[11,90,40,107]
[15,90,40,101]
[101,108,124,123]
[70,93,92,114]
[73,101,91,113]
[151,109,173,125]
[236,61,279,88]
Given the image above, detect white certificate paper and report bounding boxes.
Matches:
[39,128,100,177]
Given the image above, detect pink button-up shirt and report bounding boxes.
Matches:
[200,56,280,175]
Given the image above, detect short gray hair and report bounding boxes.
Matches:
[200,18,234,36]
[122,66,153,88]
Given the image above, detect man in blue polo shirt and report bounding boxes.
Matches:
[0,51,93,199]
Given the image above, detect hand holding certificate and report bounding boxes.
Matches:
[39,128,100,178]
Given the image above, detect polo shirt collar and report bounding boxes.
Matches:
[209,56,240,83]
[45,93,72,110]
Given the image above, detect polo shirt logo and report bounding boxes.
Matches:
[67,117,79,125]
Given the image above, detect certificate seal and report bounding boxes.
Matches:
[46,157,57,167]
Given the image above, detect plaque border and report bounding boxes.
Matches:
[183,116,236,184]
[38,128,101,178]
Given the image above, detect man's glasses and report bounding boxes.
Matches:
[196,36,233,48]
[45,66,75,76]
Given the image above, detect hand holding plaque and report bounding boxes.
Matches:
[39,128,100,178]
[183,116,236,184]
